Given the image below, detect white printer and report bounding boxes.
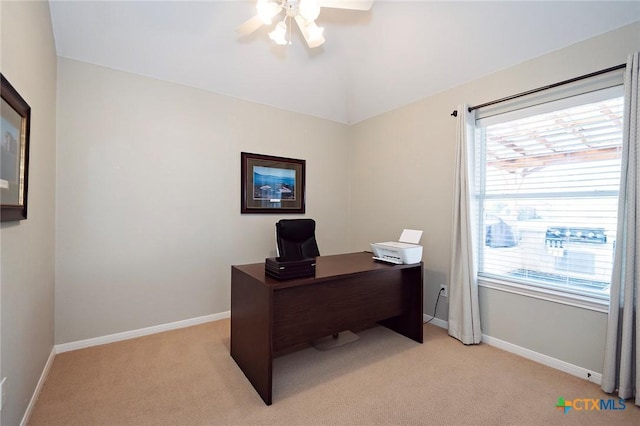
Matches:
[370,229,423,265]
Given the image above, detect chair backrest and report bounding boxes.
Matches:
[275,219,320,260]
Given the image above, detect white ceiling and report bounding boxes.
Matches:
[49,1,640,124]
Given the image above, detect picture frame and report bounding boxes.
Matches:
[1,74,31,222]
[241,152,305,214]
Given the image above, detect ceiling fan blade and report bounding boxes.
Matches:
[319,0,373,11]
[236,15,264,36]
[295,15,325,49]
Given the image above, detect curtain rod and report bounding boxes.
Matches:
[450,63,626,117]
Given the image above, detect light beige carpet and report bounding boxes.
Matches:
[28,320,638,425]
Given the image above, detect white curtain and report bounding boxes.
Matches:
[601,52,639,406]
[448,104,482,345]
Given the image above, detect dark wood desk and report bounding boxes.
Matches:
[230,251,423,405]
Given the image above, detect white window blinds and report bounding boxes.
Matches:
[474,85,624,300]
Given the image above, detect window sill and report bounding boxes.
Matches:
[478,276,609,313]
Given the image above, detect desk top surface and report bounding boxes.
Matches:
[232,251,422,288]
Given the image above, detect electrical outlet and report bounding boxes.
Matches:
[440,284,448,298]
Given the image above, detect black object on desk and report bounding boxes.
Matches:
[265,257,316,280]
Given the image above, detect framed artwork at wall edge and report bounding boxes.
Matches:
[1,74,31,222]
[241,152,305,214]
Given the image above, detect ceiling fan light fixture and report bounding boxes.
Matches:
[257,0,282,24]
[240,0,370,48]
[269,21,289,45]
[298,0,321,21]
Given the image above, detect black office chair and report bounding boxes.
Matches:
[275,219,320,260]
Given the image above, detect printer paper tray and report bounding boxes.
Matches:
[372,256,403,265]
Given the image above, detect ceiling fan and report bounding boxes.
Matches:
[237,0,373,48]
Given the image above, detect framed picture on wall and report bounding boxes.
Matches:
[241,152,305,214]
[1,74,31,222]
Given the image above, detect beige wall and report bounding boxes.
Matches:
[55,58,351,344]
[0,1,57,425]
[348,22,640,373]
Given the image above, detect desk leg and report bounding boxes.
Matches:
[230,268,273,405]
[379,265,424,343]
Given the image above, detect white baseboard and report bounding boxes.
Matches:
[423,314,449,329]
[55,311,230,354]
[421,314,601,384]
[20,347,56,426]
[481,334,602,385]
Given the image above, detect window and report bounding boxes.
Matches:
[474,85,624,307]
